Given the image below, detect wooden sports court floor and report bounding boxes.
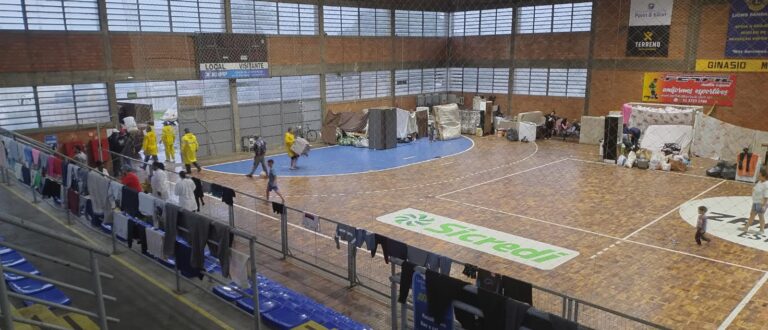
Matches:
[200,136,767,330]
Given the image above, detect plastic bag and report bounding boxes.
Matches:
[625,151,637,168]
[617,155,627,166]
[661,163,672,171]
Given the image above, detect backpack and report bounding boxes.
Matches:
[506,129,519,141]
[252,139,266,157]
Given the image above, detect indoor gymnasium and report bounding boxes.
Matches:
[0,0,766,329]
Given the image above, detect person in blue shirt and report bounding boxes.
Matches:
[265,159,285,203]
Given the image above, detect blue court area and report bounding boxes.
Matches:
[205,136,474,176]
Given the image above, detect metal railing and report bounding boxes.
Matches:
[0,210,118,330]
[1,126,670,329]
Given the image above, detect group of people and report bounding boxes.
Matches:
[542,111,578,140]
[105,122,202,177]
[241,127,301,203]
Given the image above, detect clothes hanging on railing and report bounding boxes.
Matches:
[201,181,212,194]
[88,171,109,214]
[207,221,232,277]
[31,148,39,166]
[174,241,202,279]
[221,187,235,206]
[21,165,30,185]
[477,269,502,293]
[146,227,166,258]
[370,234,386,258]
[462,263,479,279]
[407,245,429,266]
[210,183,224,198]
[500,276,532,305]
[153,198,165,228]
[23,146,33,166]
[138,192,155,217]
[191,177,204,209]
[67,188,79,216]
[179,210,211,270]
[229,249,250,288]
[41,179,60,199]
[126,218,148,254]
[302,212,319,232]
[121,185,140,217]
[271,202,284,215]
[334,223,356,249]
[355,228,373,250]
[425,269,468,324]
[385,239,407,264]
[397,261,416,304]
[162,203,181,258]
[113,211,129,240]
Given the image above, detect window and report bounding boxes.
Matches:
[395,68,447,96]
[451,8,512,36]
[115,81,177,113]
[395,10,447,37]
[324,6,389,36]
[177,80,230,106]
[449,68,508,94]
[170,0,225,32]
[0,87,38,130]
[514,68,587,97]
[232,0,317,35]
[237,77,280,103]
[107,0,170,32]
[37,83,109,128]
[0,0,100,31]
[325,71,388,102]
[517,2,591,34]
[279,75,320,101]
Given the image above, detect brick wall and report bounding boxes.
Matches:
[0,32,105,73]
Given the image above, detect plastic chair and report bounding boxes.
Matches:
[1,251,25,267]
[261,306,309,330]
[4,262,40,282]
[235,296,279,314]
[8,278,54,295]
[23,287,71,307]
[213,285,243,302]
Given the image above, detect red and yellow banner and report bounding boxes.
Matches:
[642,72,737,106]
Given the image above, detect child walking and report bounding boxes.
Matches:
[696,206,711,246]
[266,159,285,203]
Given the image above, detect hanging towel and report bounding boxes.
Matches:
[334,223,356,249]
[221,187,235,205]
[477,269,502,293]
[138,192,155,217]
[425,269,467,324]
[88,171,109,214]
[506,298,532,330]
[31,149,40,166]
[114,211,129,240]
[126,219,148,253]
[439,256,452,275]
[67,188,79,215]
[271,202,284,215]
[121,185,140,217]
[384,239,407,264]
[174,241,202,279]
[477,288,509,330]
[153,198,166,228]
[501,276,533,305]
[210,183,224,198]
[179,210,211,270]
[462,263,479,279]
[229,249,251,288]
[145,227,164,259]
[371,234,387,258]
[302,212,320,232]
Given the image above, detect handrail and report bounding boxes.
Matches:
[0,211,110,257]
[0,241,114,279]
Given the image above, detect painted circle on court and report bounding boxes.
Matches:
[679,196,768,252]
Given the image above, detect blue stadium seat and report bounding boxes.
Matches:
[100,223,112,234]
[1,251,25,267]
[212,284,243,302]
[23,287,71,307]
[4,262,40,282]
[8,278,54,295]
[261,306,309,330]
[235,296,280,314]
[0,246,13,255]
[204,259,219,274]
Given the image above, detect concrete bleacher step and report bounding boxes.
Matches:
[18,304,73,329]
[61,312,100,330]
[10,306,35,330]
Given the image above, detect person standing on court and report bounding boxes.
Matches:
[141,125,158,170]
[285,127,298,170]
[246,136,268,178]
[181,128,202,173]
[175,171,197,211]
[161,122,176,163]
[743,169,768,235]
[150,162,169,201]
[695,206,711,246]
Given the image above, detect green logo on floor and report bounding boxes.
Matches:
[377,208,579,270]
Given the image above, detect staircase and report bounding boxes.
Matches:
[12,304,99,330]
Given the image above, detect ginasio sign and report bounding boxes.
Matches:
[679,196,768,252]
[377,208,579,270]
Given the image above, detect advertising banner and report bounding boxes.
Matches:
[725,0,768,58]
[642,72,737,106]
[627,0,674,57]
[194,34,268,80]
[412,272,453,330]
[695,59,768,72]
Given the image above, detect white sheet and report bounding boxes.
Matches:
[640,125,694,154]
[395,108,417,139]
[433,104,461,140]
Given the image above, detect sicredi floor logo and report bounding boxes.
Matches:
[377,208,579,270]
[680,196,768,252]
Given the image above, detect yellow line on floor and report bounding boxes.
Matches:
[1,184,234,330]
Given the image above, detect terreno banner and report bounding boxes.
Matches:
[376,208,579,270]
[642,72,737,106]
[726,0,768,58]
[695,59,768,72]
[627,0,674,57]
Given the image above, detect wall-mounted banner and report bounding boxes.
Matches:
[627,0,674,57]
[194,33,268,80]
[642,72,737,106]
[199,62,269,79]
[376,208,579,270]
[695,59,768,72]
[726,0,768,58]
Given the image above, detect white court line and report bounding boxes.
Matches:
[436,157,566,198]
[403,156,416,160]
[438,196,768,274]
[567,157,750,184]
[718,272,768,330]
[623,180,726,240]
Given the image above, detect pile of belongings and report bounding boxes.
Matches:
[336,129,368,148]
[661,143,682,156]
[620,148,689,172]
[706,160,737,180]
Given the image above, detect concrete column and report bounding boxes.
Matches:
[230,79,241,152]
[97,0,118,125]
[583,0,599,116]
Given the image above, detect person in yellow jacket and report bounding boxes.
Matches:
[181,128,202,173]
[285,127,298,170]
[141,126,158,170]
[161,122,176,163]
